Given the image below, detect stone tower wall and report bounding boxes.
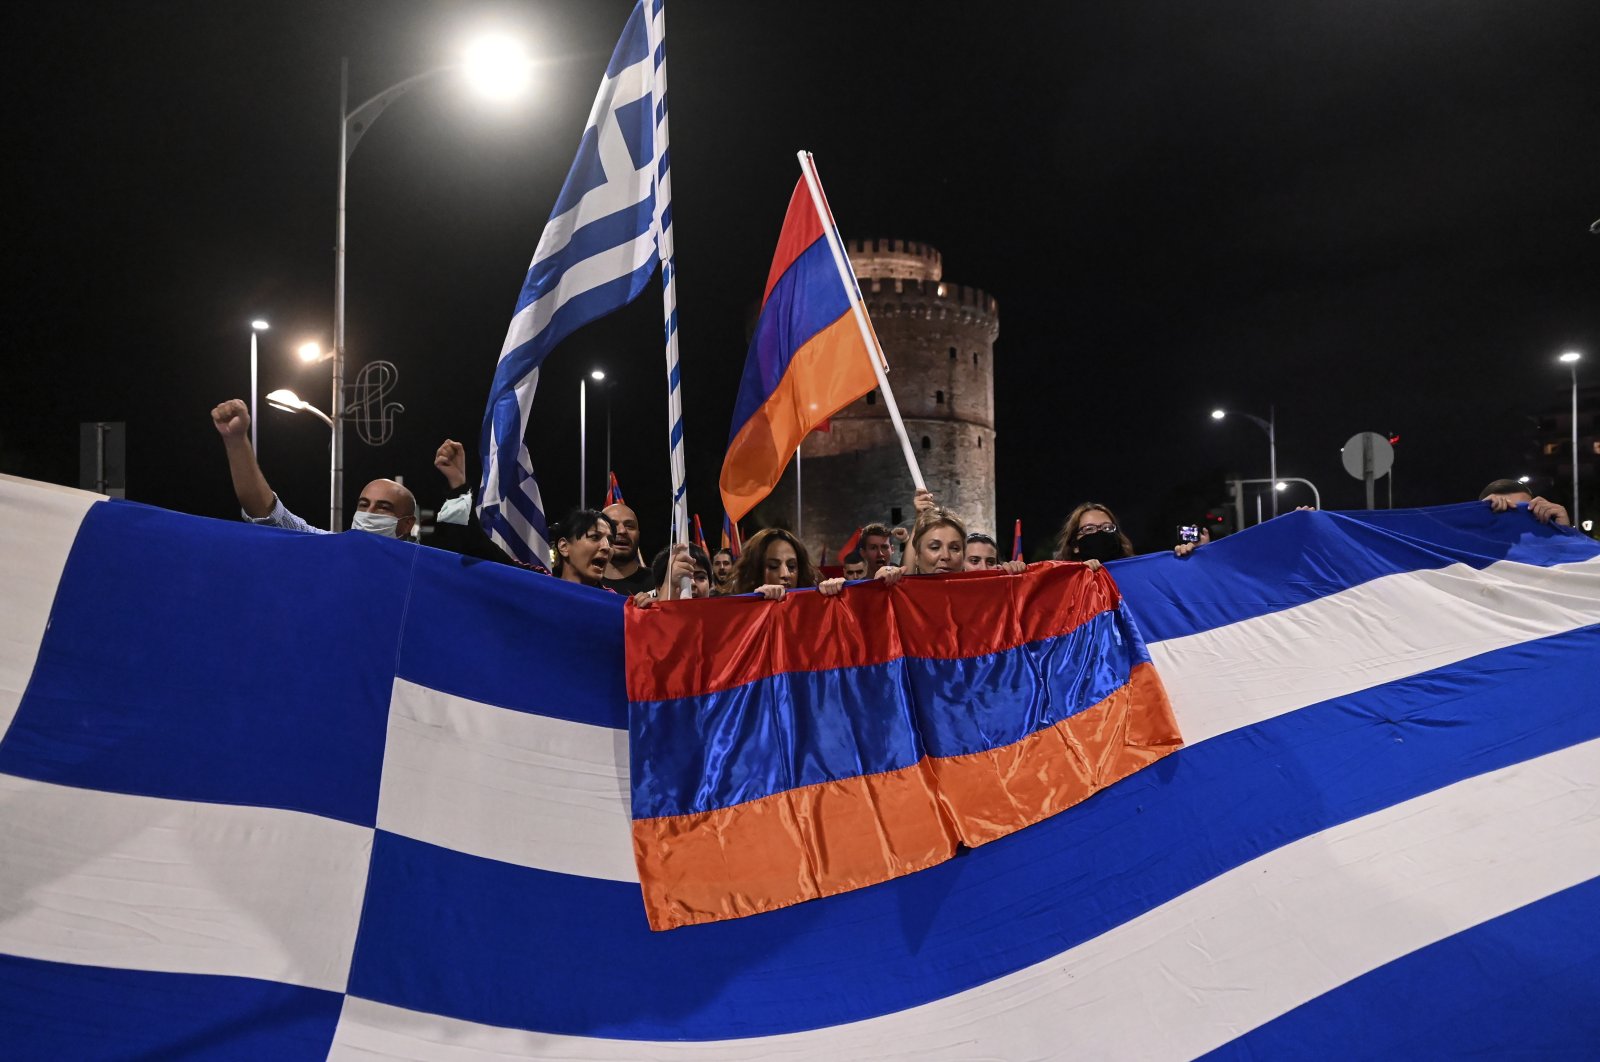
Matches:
[761,245,999,559]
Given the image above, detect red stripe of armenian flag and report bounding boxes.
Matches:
[624,562,1183,930]
[718,179,880,521]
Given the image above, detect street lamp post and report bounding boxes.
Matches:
[1212,406,1278,518]
[1560,352,1581,526]
[580,369,605,509]
[249,320,269,454]
[332,37,530,530]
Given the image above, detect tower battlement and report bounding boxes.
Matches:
[764,241,1000,553]
[859,277,999,338]
[845,238,943,281]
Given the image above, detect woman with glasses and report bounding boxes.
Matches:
[1052,503,1136,568]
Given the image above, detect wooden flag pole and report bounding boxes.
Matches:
[796,151,927,493]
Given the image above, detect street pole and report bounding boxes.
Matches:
[249,330,260,456]
[333,58,350,533]
[579,378,588,511]
[1571,359,1581,527]
[795,440,804,539]
[1268,404,1278,518]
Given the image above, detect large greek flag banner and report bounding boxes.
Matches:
[2,469,1598,1058]
[477,0,662,565]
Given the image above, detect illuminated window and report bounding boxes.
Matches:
[1544,442,1559,456]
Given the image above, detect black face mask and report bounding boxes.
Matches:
[1073,530,1124,563]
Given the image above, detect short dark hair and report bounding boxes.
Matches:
[711,547,734,562]
[842,550,864,565]
[1479,479,1527,500]
[551,509,615,577]
[860,522,892,541]
[651,543,711,585]
[965,532,997,548]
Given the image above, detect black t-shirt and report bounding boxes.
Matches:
[601,565,658,596]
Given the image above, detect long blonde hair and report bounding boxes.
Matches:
[907,508,967,574]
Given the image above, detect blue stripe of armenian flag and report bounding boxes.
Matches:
[624,563,1183,930]
[718,180,881,521]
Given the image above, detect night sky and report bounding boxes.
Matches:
[6,1,1598,554]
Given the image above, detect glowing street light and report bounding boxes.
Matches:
[463,35,533,100]
[331,34,532,530]
[298,341,327,364]
[266,389,334,428]
[1211,406,1278,517]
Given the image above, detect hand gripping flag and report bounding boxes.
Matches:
[5,468,1600,1058]
[718,175,882,521]
[477,0,676,565]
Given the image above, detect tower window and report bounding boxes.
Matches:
[978,437,983,449]
[973,352,980,365]
[921,436,931,450]
[948,346,957,360]
[866,391,877,405]
[891,506,903,525]
[935,390,945,405]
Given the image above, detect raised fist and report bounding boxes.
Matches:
[434,439,467,489]
[212,399,250,439]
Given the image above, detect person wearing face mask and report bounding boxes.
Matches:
[211,398,417,539]
[550,509,616,588]
[732,528,845,600]
[1052,503,1135,568]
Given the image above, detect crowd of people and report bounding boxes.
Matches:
[211,398,1578,605]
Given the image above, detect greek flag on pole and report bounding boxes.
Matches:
[477,0,667,565]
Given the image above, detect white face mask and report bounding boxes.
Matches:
[351,512,402,538]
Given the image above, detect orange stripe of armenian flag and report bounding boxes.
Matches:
[624,563,1183,930]
[718,179,880,522]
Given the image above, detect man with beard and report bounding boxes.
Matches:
[710,547,737,595]
[601,503,657,595]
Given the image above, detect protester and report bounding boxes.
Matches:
[551,509,616,588]
[710,547,736,594]
[212,398,417,539]
[1479,479,1572,526]
[841,550,867,580]
[601,503,656,594]
[651,543,712,599]
[876,506,985,586]
[733,528,844,599]
[1053,503,1134,567]
[857,523,894,578]
[964,532,1000,570]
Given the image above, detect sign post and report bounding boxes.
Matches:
[1341,432,1394,511]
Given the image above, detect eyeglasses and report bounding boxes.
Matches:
[1076,523,1117,538]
